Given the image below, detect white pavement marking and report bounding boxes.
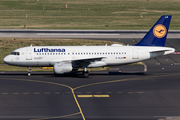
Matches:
[37,33,120,36]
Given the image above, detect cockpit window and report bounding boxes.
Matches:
[10,52,16,55]
[10,52,20,55]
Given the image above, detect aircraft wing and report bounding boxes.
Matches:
[71,56,106,62]
[49,56,106,66]
[61,56,106,68]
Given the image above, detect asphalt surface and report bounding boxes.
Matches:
[0,29,180,38]
[1,30,180,120]
[1,65,180,120]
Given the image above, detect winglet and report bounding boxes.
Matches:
[134,15,172,47]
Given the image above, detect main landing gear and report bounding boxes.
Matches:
[82,68,89,78]
[27,67,32,76]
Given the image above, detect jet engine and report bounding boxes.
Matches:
[53,62,72,74]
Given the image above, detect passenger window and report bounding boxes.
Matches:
[42,53,44,55]
[39,53,41,55]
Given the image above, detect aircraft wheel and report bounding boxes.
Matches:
[83,71,89,78]
[28,72,31,76]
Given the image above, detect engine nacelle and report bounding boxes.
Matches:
[53,62,72,74]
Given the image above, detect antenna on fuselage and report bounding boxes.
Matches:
[30,44,33,47]
[105,44,107,46]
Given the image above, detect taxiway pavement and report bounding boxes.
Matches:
[1,31,180,120]
[0,29,180,38]
[1,64,180,120]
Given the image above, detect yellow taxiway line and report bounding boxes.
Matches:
[78,95,93,97]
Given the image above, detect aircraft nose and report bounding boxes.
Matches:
[3,56,10,64]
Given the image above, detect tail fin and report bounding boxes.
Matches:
[134,15,172,47]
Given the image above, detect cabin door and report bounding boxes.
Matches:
[26,48,32,60]
[132,48,139,59]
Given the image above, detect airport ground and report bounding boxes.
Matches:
[1,32,180,120]
[1,62,180,120]
[1,1,180,120]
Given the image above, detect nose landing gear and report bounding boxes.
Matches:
[27,67,32,76]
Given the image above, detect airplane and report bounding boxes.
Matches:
[3,15,175,77]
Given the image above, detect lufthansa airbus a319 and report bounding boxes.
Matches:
[3,15,175,77]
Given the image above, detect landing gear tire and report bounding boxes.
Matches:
[83,71,89,78]
[28,72,31,76]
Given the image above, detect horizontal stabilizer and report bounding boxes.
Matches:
[149,50,170,53]
[149,47,175,55]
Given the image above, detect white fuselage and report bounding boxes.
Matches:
[3,44,175,68]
